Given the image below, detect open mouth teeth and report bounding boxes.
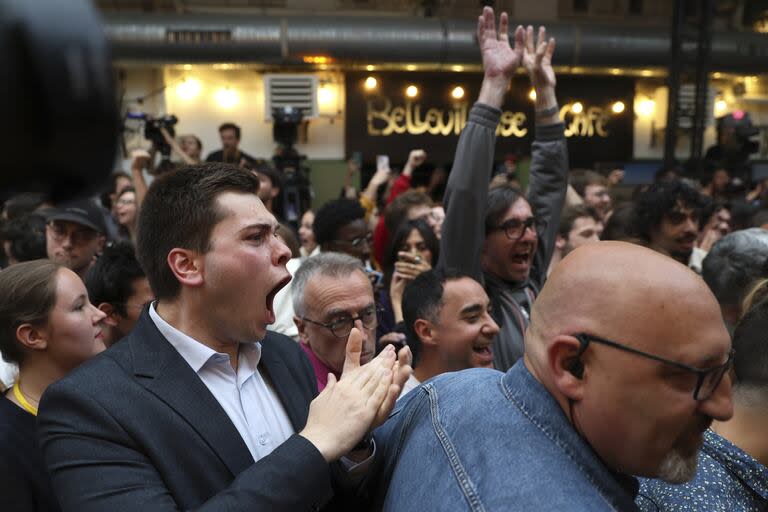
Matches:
[473,346,492,355]
[511,253,530,264]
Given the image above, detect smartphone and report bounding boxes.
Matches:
[376,154,389,172]
[352,151,363,170]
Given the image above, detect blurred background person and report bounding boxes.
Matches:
[85,242,154,347]
[0,260,106,511]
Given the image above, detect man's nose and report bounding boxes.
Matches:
[697,372,734,422]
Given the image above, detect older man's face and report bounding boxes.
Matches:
[297,270,376,373]
[574,288,733,482]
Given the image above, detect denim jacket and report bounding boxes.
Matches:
[371,361,640,511]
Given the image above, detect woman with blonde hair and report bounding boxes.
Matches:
[0,260,106,511]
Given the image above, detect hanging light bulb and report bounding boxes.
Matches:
[451,86,465,99]
[176,78,201,100]
[215,87,239,109]
[611,101,625,114]
[571,102,584,114]
[364,76,378,90]
[406,85,419,98]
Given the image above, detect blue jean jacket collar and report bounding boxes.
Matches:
[502,360,640,509]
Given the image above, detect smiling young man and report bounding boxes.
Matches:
[37,163,411,511]
[438,8,568,371]
[399,269,499,398]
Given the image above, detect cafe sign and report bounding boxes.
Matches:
[346,72,634,168]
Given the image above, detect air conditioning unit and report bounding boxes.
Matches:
[264,74,318,121]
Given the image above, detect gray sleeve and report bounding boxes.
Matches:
[438,103,501,281]
[528,122,569,288]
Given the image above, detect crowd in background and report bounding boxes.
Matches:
[1,6,767,512]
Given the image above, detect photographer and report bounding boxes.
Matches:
[206,122,257,166]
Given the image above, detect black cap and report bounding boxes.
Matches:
[46,199,106,234]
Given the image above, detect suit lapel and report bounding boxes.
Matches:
[258,340,309,432]
[129,312,255,477]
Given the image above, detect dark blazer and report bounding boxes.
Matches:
[37,311,335,511]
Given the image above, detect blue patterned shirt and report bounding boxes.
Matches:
[636,429,768,511]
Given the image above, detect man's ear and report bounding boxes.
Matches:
[15,323,48,352]
[167,248,204,288]
[294,315,310,346]
[555,234,566,251]
[547,335,587,401]
[413,319,436,347]
[271,186,281,199]
[97,303,120,327]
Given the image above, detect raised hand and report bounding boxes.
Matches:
[477,7,523,82]
[522,25,556,90]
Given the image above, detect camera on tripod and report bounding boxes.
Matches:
[271,107,311,224]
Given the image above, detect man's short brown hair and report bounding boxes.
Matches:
[136,163,259,300]
[570,169,608,197]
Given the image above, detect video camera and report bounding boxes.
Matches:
[271,107,311,225]
[124,112,178,158]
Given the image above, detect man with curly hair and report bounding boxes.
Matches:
[629,180,707,266]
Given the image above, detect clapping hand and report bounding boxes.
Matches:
[300,328,411,461]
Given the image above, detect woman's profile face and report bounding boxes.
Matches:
[41,268,106,372]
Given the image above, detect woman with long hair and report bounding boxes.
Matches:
[379,218,440,335]
[0,260,106,511]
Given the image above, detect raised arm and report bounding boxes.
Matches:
[521,26,569,287]
[439,7,524,279]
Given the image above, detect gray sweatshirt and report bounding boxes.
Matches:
[438,102,569,371]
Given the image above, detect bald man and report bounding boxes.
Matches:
[370,242,734,511]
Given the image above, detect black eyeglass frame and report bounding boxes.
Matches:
[334,233,373,248]
[575,333,734,401]
[301,306,383,339]
[492,216,543,242]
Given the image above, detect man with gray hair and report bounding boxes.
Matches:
[292,252,378,391]
[702,228,768,328]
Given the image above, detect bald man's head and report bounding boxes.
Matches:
[525,241,733,483]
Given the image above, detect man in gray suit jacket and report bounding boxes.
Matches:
[37,163,411,511]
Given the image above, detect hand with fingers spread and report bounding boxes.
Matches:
[300,328,396,461]
[521,25,556,91]
[476,7,525,108]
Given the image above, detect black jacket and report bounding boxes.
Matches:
[37,311,337,511]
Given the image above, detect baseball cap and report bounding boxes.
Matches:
[46,199,106,234]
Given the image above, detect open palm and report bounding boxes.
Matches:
[477,7,524,81]
[522,25,556,89]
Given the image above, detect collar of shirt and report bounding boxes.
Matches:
[300,342,339,391]
[149,302,261,386]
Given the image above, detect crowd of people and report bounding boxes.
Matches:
[0,6,767,511]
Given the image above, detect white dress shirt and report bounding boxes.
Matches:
[398,374,421,400]
[149,304,295,462]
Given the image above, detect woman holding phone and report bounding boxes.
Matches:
[0,260,106,511]
[380,218,440,334]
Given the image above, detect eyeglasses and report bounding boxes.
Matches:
[335,232,373,248]
[302,306,381,339]
[47,222,99,246]
[493,216,542,241]
[116,198,136,207]
[575,333,734,401]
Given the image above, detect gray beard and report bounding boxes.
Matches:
[656,448,699,484]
